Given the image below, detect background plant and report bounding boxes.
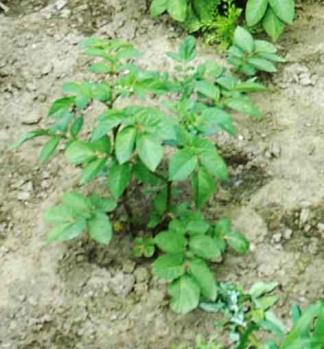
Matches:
[17,36,270,313]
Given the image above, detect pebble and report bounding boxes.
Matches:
[109,272,135,297]
[17,191,31,201]
[22,113,41,125]
[272,233,282,244]
[54,0,67,11]
[283,228,293,240]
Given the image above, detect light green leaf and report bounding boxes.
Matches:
[136,135,163,172]
[200,150,228,181]
[249,281,279,298]
[13,129,48,149]
[150,0,169,16]
[233,26,255,53]
[115,126,136,164]
[225,96,262,118]
[199,108,236,136]
[168,0,187,22]
[88,212,112,244]
[169,148,197,181]
[80,158,106,184]
[70,116,84,137]
[107,163,132,199]
[269,0,295,24]
[248,57,277,73]
[39,136,60,162]
[255,39,277,53]
[168,275,200,314]
[154,231,186,254]
[192,167,216,208]
[224,230,250,254]
[89,194,117,212]
[246,0,269,26]
[66,141,96,165]
[62,192,92,216]
[43,205,74,224]
[179,35,196,61]
[47,219,87,243]
[189,235,222,261]
[153,253,185,281]
[189,258,217,301]
[234,81,267,93]
[262,7,285,41]
[195,80,220,100]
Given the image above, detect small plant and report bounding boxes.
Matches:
[202,0,242,50]
[17,36,270,313]
[245,0,295,41]
[228,26,285,76]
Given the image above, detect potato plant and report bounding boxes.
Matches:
[18,36,270,313]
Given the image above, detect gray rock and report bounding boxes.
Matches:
[109,272,135,297]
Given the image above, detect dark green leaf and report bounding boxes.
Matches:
[153,253,185,281]
[70,116,84,137]
[246,0,269,26]
[91,135,111,153]
[13,129,48,149]
[115,126,136,164]
[189,258,217,301]
[107,163,132,199]
[88,212,112,244]
[169,148,197,181]
[168,275,200,314]
[48,96,75,117]
[154,231,186,254]
[39,136,60,162]
[136,135,163,172]
[133,160,162,185]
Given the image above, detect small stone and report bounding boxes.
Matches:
[134,266,149,283]
[41,63,53,76]
[22,113,41,125]
[300,208,310,225]
[109,272,135,297]
[272,233,282,243]
[17,191,31,201]
[283,228,293,240]
[54,0,67,11]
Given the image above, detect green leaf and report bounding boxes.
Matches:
[13,129,48,149]
[255,39,277,53]
[234,81,267,93]
[88,212,112,244]
[168,275,200,314]
[249,281,278,299]
[89,194,117,212]
[63,82,92,109]
[70,116,84,137]
[169,36,196,62]
[169,149,197,181]
[39,136,60,162]
[246,0,269,26]
[168,0,187,22]
[154,231,186,254]
[153,253,185,281]
[184,212,210,235]
[107,163,132,199]
[133,160,161,185]
[268,0,295,24]
[47,219,87,243]
[66,141,96,165]
[150,0,169,16]
[189,235,222,261]
[200,150,228,181]
[192,167,216,208]
[80,158,106,184]
[91,83,112,103]
[91,136,111,154]
[62,192,92,216]
[133,236,155,258]
[89,63,112,74]
[199,108,236,136]
[248,57,277,73]
[233,26,255,53]
[48,96,75,117]
[189,258,217,301]
[224,230,250,254]
[195,80,220,100]
[43,205,74,224]
[136,135,163,172]
[92,112,122,141]
[314,304,324,341]
[262,7,285,41]
[225,96,262,118]
[115,126,136,164]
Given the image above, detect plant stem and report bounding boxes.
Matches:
[166,181,172,213]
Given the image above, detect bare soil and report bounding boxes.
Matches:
[0,1,323,348]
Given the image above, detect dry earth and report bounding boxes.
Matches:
[0,1,323,348]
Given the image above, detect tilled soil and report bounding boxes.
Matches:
[0,1,323,348]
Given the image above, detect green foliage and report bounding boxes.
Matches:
[18,36,269,313]
[202,0,242,50]
[228,26,285,76]
[245,0,295,41]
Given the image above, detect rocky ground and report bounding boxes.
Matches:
[0,1,323,348]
